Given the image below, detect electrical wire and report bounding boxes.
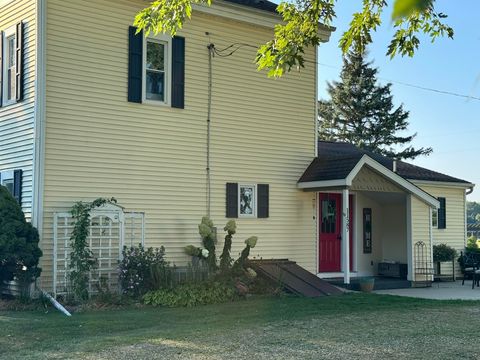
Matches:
[208,35,480,102]
[309,60,480,102]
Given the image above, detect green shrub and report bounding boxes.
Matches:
[119,244,168,297]
[467,236,479,249]
[433,244,457,262]
[198,217,217,271]
[143,281,236,307]
[0,185,42,287]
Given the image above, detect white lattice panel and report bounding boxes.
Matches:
[53,206,145,296]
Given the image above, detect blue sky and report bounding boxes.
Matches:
[313,0,480,201]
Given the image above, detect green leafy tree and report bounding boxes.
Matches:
[134,0,453,77]
[0,186,42,286]
[318,50,431,160]
[467,201,480,224]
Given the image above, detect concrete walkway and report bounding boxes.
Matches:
[374,281,480,300]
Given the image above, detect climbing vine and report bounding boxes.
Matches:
[68,197,117,300]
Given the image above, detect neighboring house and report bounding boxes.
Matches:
[0,0,473,293]
[467,223,480,239]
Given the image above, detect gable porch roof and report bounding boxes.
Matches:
[298,154,440,208]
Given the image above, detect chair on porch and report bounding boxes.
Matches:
[459,251,480,289]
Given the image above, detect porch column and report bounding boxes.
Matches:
[342,188,350,284]
[406,195,413,281]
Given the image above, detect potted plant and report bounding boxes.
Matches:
[433,244,457,275]
[358,277,375,292]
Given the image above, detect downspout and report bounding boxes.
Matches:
[206,43,214,217]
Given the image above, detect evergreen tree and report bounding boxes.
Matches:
[0,185,42,285]
[318,51,432,160]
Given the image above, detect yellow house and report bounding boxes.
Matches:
[0,0,474,293]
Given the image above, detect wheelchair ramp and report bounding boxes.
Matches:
[249,259,343,297]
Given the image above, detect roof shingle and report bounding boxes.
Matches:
[298,141,472,185]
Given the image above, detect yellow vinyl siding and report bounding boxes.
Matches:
[40,0,317,289]
[0,0,36,219]
[410,196,432,282]
[415,184,466,278]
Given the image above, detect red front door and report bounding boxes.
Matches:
[318,193,354,272]
[319,193,342,272]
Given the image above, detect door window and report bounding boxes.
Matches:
[321,199,337,233]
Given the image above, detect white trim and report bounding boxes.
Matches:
[238,183,257,218]
[429,205,434,281]
[326,155,439,207]
[406,195,413,281]
[342,188,350,284]
[298,179,347,189]
[410,179,475,189]
[32,0,46,233]
[315,192,319,273]
[317,271,369,279]
[352,193,358,272]
[142,34,172,106]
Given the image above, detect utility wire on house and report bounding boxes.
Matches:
[209,35,480,103]
[204,40,256,217]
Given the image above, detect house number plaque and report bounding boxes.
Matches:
[363,208,372,254]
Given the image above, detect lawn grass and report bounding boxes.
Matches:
[1,293,479,359]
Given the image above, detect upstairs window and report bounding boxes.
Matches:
[5,32,15,103]
[1,22,24,107]
[145,39,167,103]
[128,27,184,108]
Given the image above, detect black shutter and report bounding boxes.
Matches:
[438,197,446,229]
[13,169,22,205]
[0,31,3,107]
[257,184,269,218]
[128,26,143,103]
[226,183,238,218]
[16,22,24,102]
[171,36,185,109]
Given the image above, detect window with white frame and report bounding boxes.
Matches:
[0,170,14,194]
[144,36,170,104]
[432,208,438,228]
[2,26,16,106]
[239,184,256,217]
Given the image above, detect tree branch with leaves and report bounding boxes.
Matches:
[134,0,453,77]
